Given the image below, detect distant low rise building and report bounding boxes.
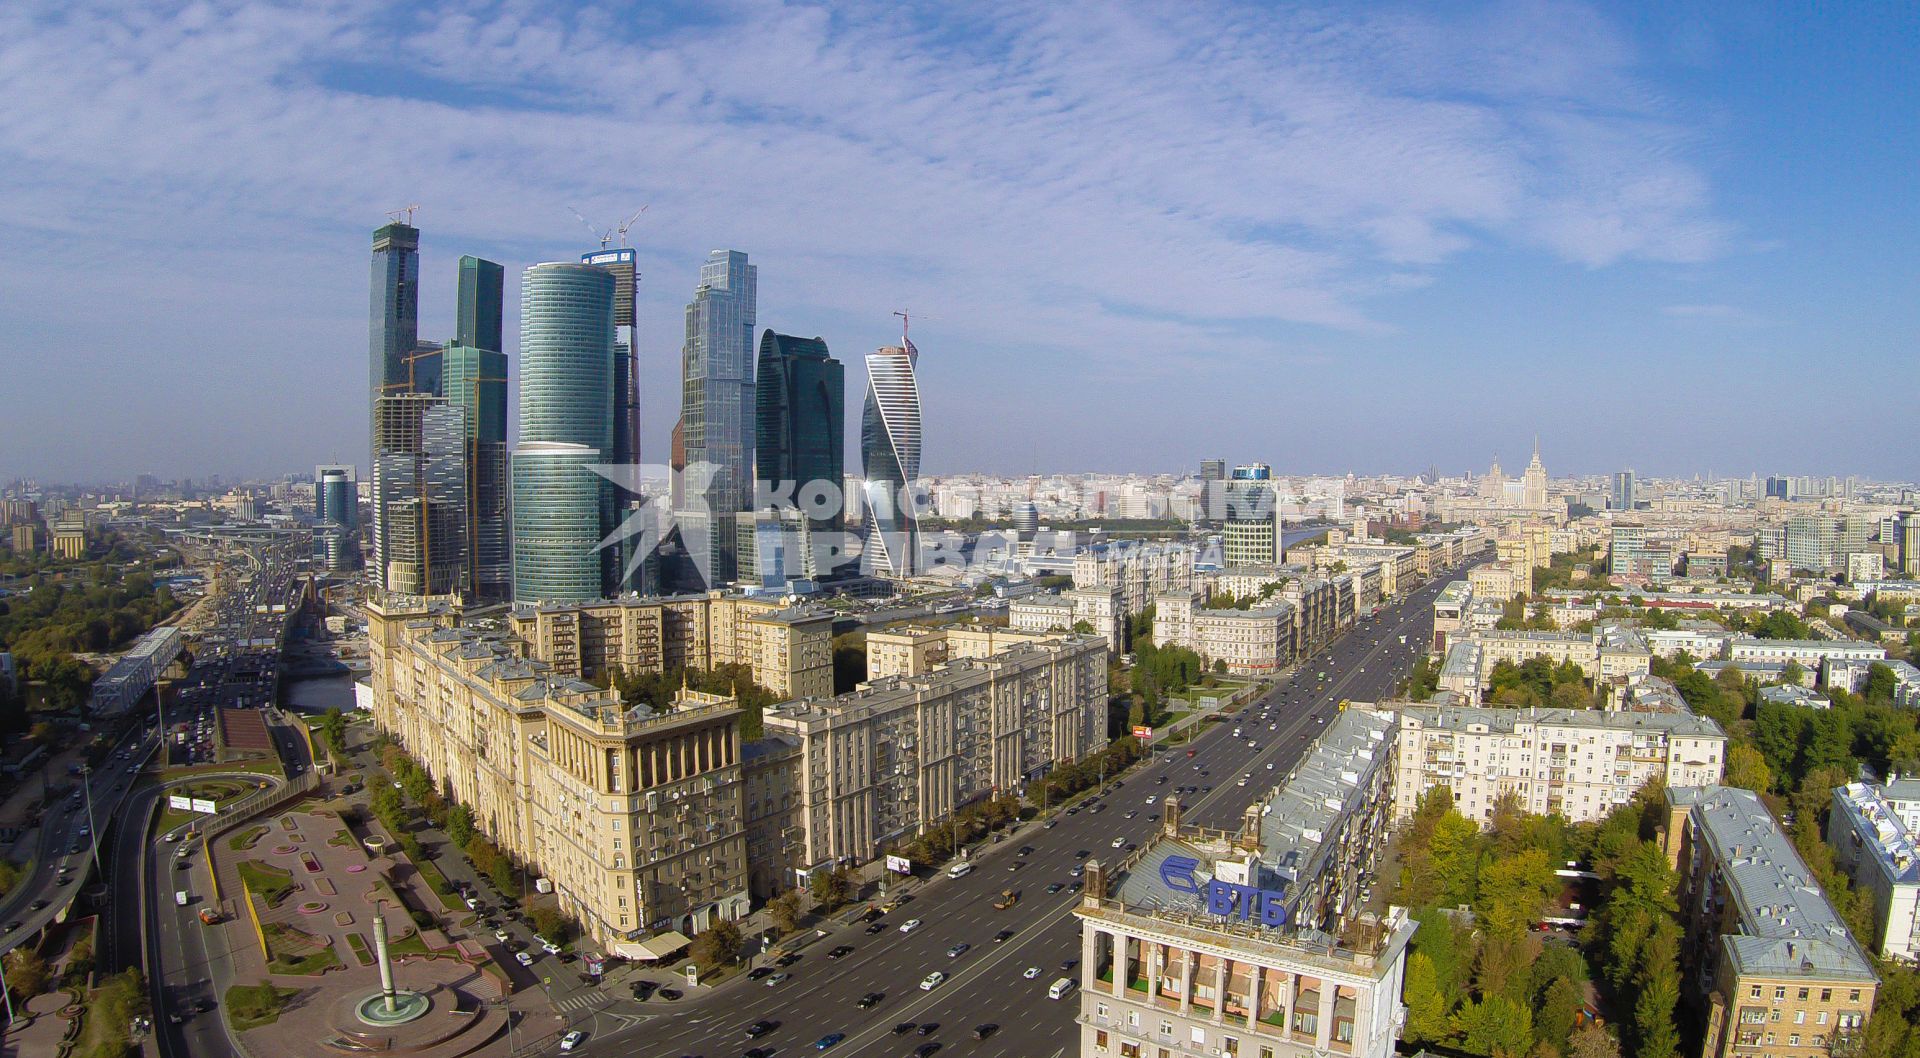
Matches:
[1010,586,1123,653]
[1153,592,1296,675]
[1760,684,1832,710]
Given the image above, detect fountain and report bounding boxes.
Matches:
[351,903,431,1026]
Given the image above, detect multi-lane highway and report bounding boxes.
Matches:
[581,570,1455,1058]
[0,723,158,957]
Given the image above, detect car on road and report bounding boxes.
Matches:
[776,952,802,967]
[945,943,969,958]
[541,940,561,955]
[993,929,1014,943]
[827,945,854,959]
[745,1020,778,1037]
[1045,882,1064,894]
[744,1048,774,1058]
[813,1032,845,1050]
[913,1043,942,1057]
[492,928,511,943]
[857,991,884,1008]
[29,899,47,912]
[1110,837,1124,848]
[893,1022,918,1035]
[630,981,657,1000]
[765,972,791,987]
[916,1022,940,1035]
[1069,865,1083,877]
[514,952,533,967]
[899,918,923,933]
[656,988,682,1001]
[864,921,888,935]
[1023,966,1043,979]
[558,1030,584,1052]
[972,1024,999,1039]
[920,971,945,990]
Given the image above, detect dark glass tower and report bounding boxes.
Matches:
[370,223,420,399]
[755,331,846,581]
[456,255,505,354]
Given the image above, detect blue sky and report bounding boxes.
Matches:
[0,0,1913,484]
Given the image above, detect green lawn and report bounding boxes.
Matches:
[345,933,374,966]
[236,860,297,909]
[225,982,299,1031]
[414,858,465,911]
[388,928,434,958]
[228,825,270,852]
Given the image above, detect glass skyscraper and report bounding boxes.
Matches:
[862,330,923,577]
[369,222,420,400]
[754,331,846,582]
[371,395,468,596]
[443,342,509,601]
[456,255,504,354]
[512,263,616,603]
[676,249,757,587]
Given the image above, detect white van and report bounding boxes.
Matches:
[947,861,973,879]
[174,890,188,907]
[1048,977,1076,1000]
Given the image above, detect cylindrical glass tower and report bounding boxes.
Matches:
[511,442,605,603]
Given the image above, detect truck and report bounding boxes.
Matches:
[993,889,1019,910]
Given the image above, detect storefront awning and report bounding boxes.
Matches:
[620,930,693,962]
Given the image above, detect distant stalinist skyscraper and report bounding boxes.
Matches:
[1523,438,1548,508]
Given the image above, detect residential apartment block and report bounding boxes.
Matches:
[1153,592,1297,675]
[507,592,835,699]
[1010,585,1124,653]
[1827,782,1920,960]
[754,632,1108,875]
[1665,786,1877,1058]
[367,598,751,955]
[1387,703,1725,824]
[1072,710,1413,1058]
[1073,540,1195,614]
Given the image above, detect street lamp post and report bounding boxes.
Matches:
[80,765,101,867]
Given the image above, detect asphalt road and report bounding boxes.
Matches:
[0,723,158,958]
[579,570,1458,1058]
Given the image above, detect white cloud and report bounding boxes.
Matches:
[0,0,1735,479]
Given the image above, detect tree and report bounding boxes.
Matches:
[689,920,744,967]
[1632,917,1682,1058]
[1477,848,1557,936]
[1536,976,1583,1055]
[445,803,475,849]
[317,707,348,756]
[531,906,572,944]
[1567,1024,1622,1058]
[811,866,855,911]
[3,947,50,1000]
[1430,812,1483,907]
[1453,994,1534,1058]
[1403,952,1453,1045]
[1724,743,1773,793]
[769,891,802,934]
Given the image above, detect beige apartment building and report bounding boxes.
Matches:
[1010,586,1124,653]
[864,624,1073,680]
[757,632,1108,874]
[1154,592,1297,675]
[508,592,835,699]
[1387,702,1725,824]
[1074,540,1195,614]
[1665,786,1877,1058]
[367,598,751,955]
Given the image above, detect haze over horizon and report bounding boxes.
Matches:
[0,1,1914,484]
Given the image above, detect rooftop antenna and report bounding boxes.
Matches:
[616,204,649,247]
[386,204,420,225]
[567,207,613,249]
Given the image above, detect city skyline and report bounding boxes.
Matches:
[1,3,1917,484]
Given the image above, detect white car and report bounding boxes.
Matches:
[493,929,511,943]
[542,941,561,955]
[514,951,533,967]
[1023,966,1043,979]
[1144,795,1156,805]
[899,918,923,934]
[559,1030,585,1052]
[1110,837,1124,848]
[920,971,946,991]
[1266,762,1275,770]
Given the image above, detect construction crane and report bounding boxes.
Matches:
[616,205,649,246]
[386,204,420,225]
[568,207,614,249]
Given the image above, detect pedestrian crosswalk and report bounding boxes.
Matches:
[551,991,611,1014]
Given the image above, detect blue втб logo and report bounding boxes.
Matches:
[1158,854,1288,927]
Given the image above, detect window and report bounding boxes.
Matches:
[1097,1003,1109,1019]
[1821,989,1832,1003]
[1818,1012,1828,1025]
[1850,989,1862,1002]
[1192,1027,1207,1045]
[1750,985,1764,999]
[1095,1030,1108,1050]
[1159,1021,1173,1037]
[1770,1009,1781,1022]
[1775,987,1787,1001]
[1795,1011,1805,1025]
[1798,988,1809,1001]
[1790,1035,1800,1046]
[1222,1035,1239,1056]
